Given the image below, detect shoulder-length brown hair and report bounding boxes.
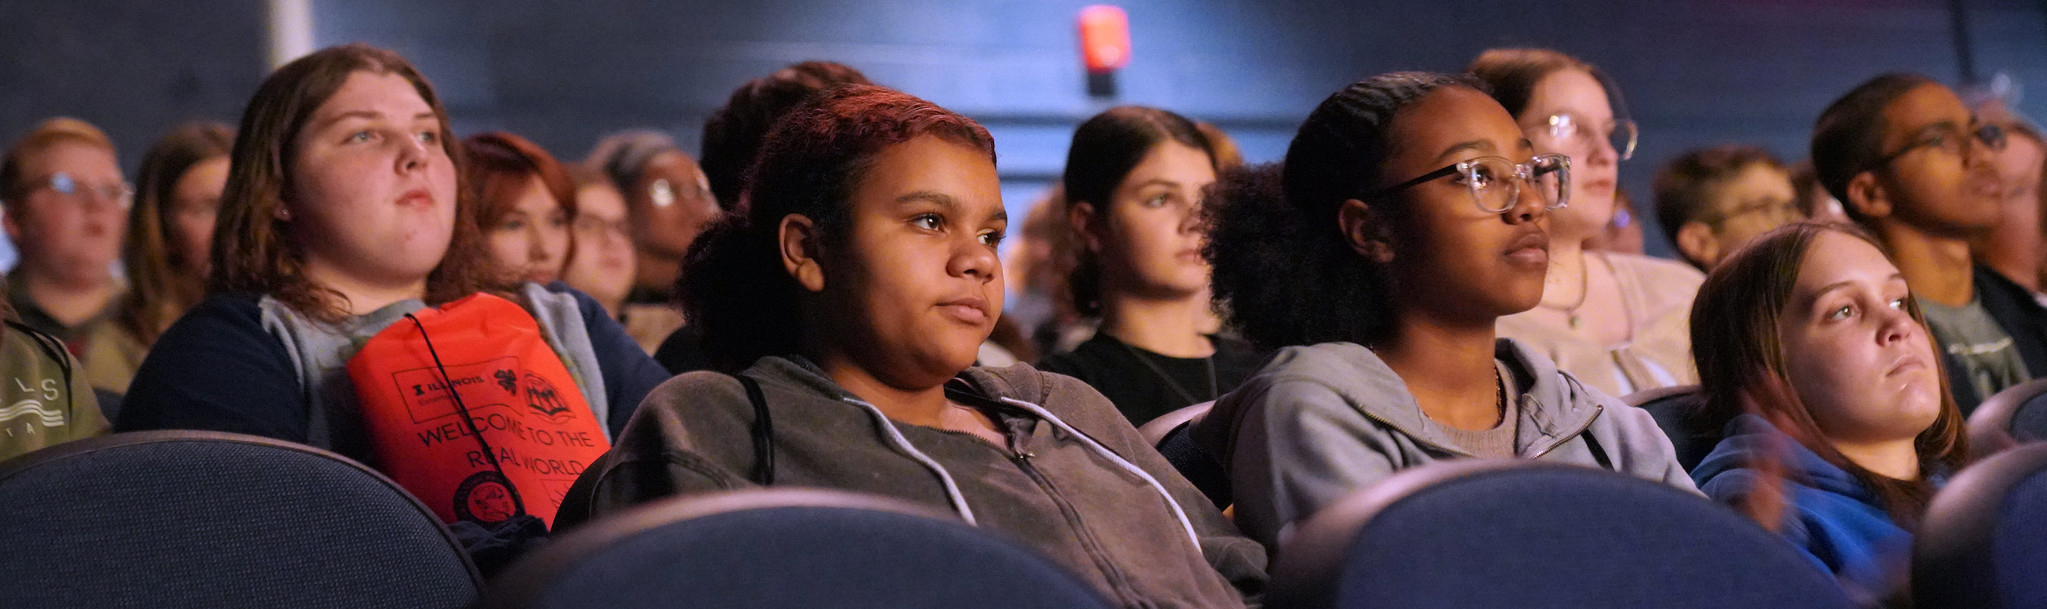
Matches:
[1691,221,1968,528]
[120,122,234,343]
[210,43,502,323]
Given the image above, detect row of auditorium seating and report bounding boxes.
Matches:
[1142,375,2047,509]
[2,428,2042,608]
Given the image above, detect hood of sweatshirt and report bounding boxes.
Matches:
[1692,414,1882,504]
[1202,338,1610,460]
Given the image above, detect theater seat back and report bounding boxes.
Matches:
[1915,443,2047,609]
[1967,378,2047,460]
[0,430,481,609]
[1268,459,1855,609]
[480,488,1117,609]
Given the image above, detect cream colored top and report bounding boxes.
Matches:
[619,303,685,355]
[1497,252,1704,398]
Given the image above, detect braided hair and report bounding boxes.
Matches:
[1205,71,1488,351]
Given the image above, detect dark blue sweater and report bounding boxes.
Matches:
[116,284,669,456]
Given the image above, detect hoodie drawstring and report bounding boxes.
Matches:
[1002,397,1204,550]
[842,397,980,526]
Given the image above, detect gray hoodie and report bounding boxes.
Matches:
[1192,339,1696,549]
[557,356,1265,609]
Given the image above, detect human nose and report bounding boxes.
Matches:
[1875,303,1920,346]
[1177,195,1204,233]
[1502,175,1549,224]
[527,228,552,262]
[950,236,999,283]
[1583,130,1619,166]
[397,136,432,173]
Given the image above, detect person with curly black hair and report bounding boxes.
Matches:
[1188,72,1691,549]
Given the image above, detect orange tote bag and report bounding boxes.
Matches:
[347,293,610,528]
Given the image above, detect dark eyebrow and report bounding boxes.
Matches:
[1910,120,1962,139]
[897,191,960,211]
[898,190,1007,225]
[309,110,381,131]
[310,110,438,132]
[1435,139,1496,162]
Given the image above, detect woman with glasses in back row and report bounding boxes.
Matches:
[1471,48,1707,398]
[1190,72,1692,550]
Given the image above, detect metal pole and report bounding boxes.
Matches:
[1952,0,1981,86]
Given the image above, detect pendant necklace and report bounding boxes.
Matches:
[1541,255,1591,330]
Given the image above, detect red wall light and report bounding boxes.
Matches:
[1078,5,1131,73]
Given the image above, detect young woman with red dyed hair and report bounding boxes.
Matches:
[462,131,576,284]
[560,84,1264,609]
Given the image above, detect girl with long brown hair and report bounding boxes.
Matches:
[1040,106,1270,426]
[1690,221,1968,604]
[1471,48,1705,398]
[81,122,233,394]
[117,44,667,462]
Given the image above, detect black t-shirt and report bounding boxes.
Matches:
[1038,333,1270,426]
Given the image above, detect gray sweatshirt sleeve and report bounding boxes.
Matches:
[1229,376,1404,550]
[1595,402,1701,494]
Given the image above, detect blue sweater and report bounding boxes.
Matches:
[1691,414,1919,602]
[116,284,669,457]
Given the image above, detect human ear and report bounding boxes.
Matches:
[1675,221,1721,269]
[1,203,19,243]
[1338,198,1394,263]
[1844,172,1891,219]
[778,214,827,293]
[1068,201,1105,254]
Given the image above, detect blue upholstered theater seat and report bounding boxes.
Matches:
[0,430,481,609]
[1268,459,1856,609]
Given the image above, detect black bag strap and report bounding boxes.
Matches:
[738,373,774,485]
[405,313,528,518]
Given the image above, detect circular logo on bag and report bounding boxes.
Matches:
[523,373,576,423]
[454,471,522,524]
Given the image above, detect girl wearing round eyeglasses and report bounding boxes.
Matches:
[1189,72,1691,549]
[1471,48,1707,398]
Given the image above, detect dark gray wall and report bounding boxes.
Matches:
[6,0,2047,266]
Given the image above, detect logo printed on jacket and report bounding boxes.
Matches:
[1,377,66,429]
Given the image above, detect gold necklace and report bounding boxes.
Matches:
[1539,255,1592,329]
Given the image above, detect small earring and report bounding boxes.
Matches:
[275,207,292,221]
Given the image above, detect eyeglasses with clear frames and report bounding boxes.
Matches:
[1697,196,1802,227]
[1365,153,1571,213]
[1862,122,2006,174]
[24,171,133,209]
[1540,113,1638,161]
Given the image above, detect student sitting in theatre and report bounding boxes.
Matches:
[1689,221,1968,605]
[557,84,1265,609]
[118,43,666,459]
[1039,106,1270,426]
[1189,71,1692,550]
